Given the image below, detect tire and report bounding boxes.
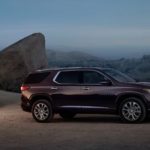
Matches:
[32,99,53,123]
[59,112,76,120]
[119,97,147,123]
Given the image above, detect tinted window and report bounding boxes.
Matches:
[56,71,81,84]
[25,72,50,84]
[102,68,135,83]
[83,71,106,84]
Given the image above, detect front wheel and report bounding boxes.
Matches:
[119,97,147,123]
[32,99,53,123]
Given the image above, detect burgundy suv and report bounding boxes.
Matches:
[21,67,150,123]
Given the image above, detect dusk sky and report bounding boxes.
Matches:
[0,0,150,58]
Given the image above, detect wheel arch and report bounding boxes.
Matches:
[29,93,54,108]
[116,93,148,113]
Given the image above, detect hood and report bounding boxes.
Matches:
[119,82,150,89]
[138,82,150,86]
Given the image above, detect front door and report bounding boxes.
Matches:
[80,70,115,111]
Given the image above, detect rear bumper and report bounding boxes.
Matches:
[21,95,31,112]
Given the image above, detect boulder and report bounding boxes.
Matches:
[0,33,48,92]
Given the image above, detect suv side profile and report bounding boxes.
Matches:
[21,67,150,123]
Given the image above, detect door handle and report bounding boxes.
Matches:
[82,87,90,90]
[50,87,58,90]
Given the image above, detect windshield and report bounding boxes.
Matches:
[102,68,136,83]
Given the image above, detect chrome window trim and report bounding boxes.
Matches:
[53,71,62,85]
[53,69,114,85]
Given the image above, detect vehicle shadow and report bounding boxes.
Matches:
[52,115,122,124]
[51,114,150,124]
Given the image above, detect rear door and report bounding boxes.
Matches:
[51,70,83,109]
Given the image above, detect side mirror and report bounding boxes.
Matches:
[100,80,112,86]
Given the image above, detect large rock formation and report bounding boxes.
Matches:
[0,33,48,92]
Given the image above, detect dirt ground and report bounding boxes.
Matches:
[0,90,150,150]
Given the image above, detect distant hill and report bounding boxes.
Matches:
[46,49,150,82]
[46,49,105,67]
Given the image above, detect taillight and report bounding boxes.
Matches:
[20,85,30,91]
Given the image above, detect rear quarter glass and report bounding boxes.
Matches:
[24,72,50,84]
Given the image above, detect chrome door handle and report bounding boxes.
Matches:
[50,87,58,90]
[82,87,90,90]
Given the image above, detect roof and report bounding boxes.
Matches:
[35,67,110,73]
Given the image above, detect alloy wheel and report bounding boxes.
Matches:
[122,101,142,121]
[33,103,49,121]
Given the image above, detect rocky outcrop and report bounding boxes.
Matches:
[0,33,48,91]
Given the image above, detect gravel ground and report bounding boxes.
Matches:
[0,90,150,150]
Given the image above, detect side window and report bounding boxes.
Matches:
[55,71,81,84]
[25,72,50,84]
[83,71,106,84]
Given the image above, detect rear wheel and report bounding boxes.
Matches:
[59,112,76,120]
[32,99,53,123]
[119,97,146,123]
